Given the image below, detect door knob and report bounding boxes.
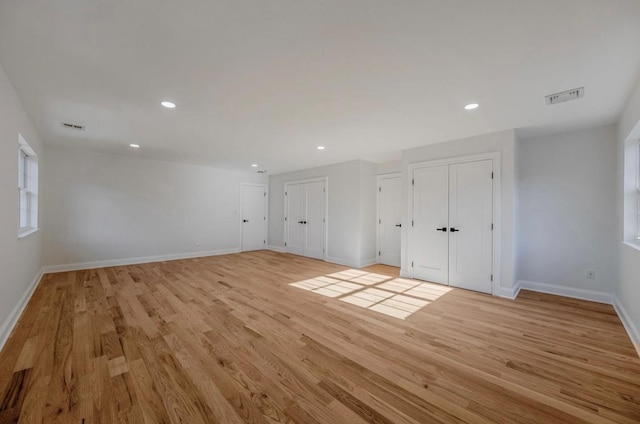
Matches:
[303,221,307,224]
[436,227,447,232]
[298,221,304,224]
[243,219,249,223]
[395,224,402,227]
[450,227,460,232]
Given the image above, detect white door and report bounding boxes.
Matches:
[411,160,494,294]
[241,184,267,252]
[448,160,493,293]
[285,183,305,256]
[412,165,449,284]
[378,176,402,267]
[303,180,326,259]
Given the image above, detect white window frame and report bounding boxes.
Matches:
[18,134,38,239]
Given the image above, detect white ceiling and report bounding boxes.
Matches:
[1,0,640,174]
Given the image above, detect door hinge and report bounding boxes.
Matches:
[412,178,415,186]
[491,172,494,179]
[379,187,381,192]
[491,223,494,230]
[323,218,325,223]
[264,216,266,220]
[285,217,287,221]
[411,261,414,267]
[323,248,325,253]
[412,220,414,227]
[264,192,267,197]
[323,188,326,193]
[378,250,381,256]
[285,242,287,246]
[379,219,381,224]
[285,191,287,196]
[263,240,265,244]
[491,274,493,282]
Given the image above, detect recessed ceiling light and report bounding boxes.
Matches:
[161,101,176,109]
[251,164,258,167]
[129,144,140,148]
[464,103,479,110]
[317,146,325,150]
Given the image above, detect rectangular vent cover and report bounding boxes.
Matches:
[545,87,584,105]
[62,122,85,130]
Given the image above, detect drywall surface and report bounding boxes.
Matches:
[377,160,402,175]
[359,161,378,266]
[401,130,517,293]
[518,125,617,293]
[42,146,267,267]
[268,159,376,267]
[0,63,44,342]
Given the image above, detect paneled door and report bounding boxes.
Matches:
[411,159,494,294]
[241,184,267,251]
[285,179,326,259]
[378,175,402,267]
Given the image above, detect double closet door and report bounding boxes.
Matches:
[411,159,493,294]
[285,180,326,260]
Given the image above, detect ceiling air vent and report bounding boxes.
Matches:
[545,87,584,105]
[61,122,85,130]
[257,170,268,174]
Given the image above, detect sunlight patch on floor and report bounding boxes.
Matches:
[289,271,452,320]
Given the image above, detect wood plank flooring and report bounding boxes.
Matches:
[0,250,638,423]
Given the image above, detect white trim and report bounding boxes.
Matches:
[240,183,268,252]
[267,245,286,253]
[41,248,241,273]
[283,176,328,260]
[17,227,39,239]
[325,255,376,269]
[407,152,501,295]
[613,297,640,357]
[376,173,401,265]
[516,280,613,304]
[0,268,43,351]
[623,241,640,252]
[495,281,521,300]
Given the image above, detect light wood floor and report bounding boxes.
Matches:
[0,251,639,423]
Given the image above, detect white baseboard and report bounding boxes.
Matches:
[495,281,521,299]
[516,280,614,304]
[613,297,640,358]
[41,248,241,274]
[325,256,360,268]
[267,245,286,253]
[358,258,378,268]
[399,269,411,278]
[0,269,44,351]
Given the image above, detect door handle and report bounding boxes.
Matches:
[303,221,307,224]
[395,224,402,227]
[436,227,447,232]
[243,219,249,223]
[298,221,304,224]
[450,227,460,232]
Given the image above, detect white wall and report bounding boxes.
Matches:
[0,63,44,345]
[517,125,617,293]
[268,159,377,268]
[42,145,267,268]
[617,77,640,352]
[359,161,378,266]
[400,130,517,295]
[377,160,402,175]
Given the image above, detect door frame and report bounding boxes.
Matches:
[283,176,329,260]
[408,152,501,295]
[376,173,401,265]
[240,183,268,252]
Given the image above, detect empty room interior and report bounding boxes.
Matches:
[1,1,640,423]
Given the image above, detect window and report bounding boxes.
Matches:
[18,134,38,238]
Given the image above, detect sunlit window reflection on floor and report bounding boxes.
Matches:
[289,270,452,320]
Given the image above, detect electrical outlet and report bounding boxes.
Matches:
[587,270,595,279]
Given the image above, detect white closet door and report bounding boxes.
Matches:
[412,165,449,284]
[304,180,325,260]
[448,160,493,293]
[379,176,402,267]
[241,184,266,251]
[285,183,305,256]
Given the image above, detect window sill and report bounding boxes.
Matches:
[18,228,39,239]
[623,241,640,252]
